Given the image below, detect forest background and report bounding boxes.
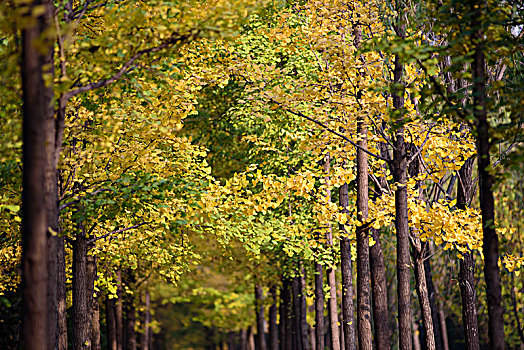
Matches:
[0,0,523,349]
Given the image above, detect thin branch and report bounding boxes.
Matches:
[64,32,196,100]
[89,222,148,243]
[407,123,437,165]
[280,104,392,163]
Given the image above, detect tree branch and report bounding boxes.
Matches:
[89,222,148,244]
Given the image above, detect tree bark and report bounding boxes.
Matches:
[469,1,505,348]
[72,230,95,349]
[423,253,444,350]
[299,267,310,350]
[314,263,325,350]
[116,269,124,350]
[125,273,137,350]
[457,157,480,350]
[370,228,390,350]
[392,4,412,345]
[269,285,279,350]
[412,244,436,350]
[339,184,356,350]
[20,0,54,348]
[356,118,372,350]
[438,307,449,350]
[57,235,68,350]
[282,277,293,350]
[323,154,341,350]
[93,295,101,350]
[255,283,267,350]
[107,296,118,350]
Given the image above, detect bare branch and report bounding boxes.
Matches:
[89,222,148,244]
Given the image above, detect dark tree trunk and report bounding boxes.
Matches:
[370,228,390,350]
[314,263,325,350]
[20,0,54,348]
[292,275,302,350]
[116,269,124,350]
[241,329,248,350]
[107,296,118,350]
[255,283,267,350]
[279,286,285,350]
[457,157,480,350]
[57,235,68,350]
[282,277,293,350]
[470,1,505,347]
[269,285,279,350]
[339,184,356,350]
[72,231,95,349]
[299,267,310,350]
[125,272,137,350]
[93,295,101,350]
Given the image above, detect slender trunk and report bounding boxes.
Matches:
[72,230,95,349]
[144,292,151,350]
[116,269,124,350]
[339,183,356,350]
[423,253,443,350]
[412,321,421,350]
[107,296,117,350]
[255,283,267,350]
[457,157,480,350]
[356,118,372,350]
[125,272,137,350]
[269,286,279,350]
[229,332,237,350]
[314,263,325,350]
[93,295,101,350]
[292,275,302,350]
[283,277,293,350]
[241,329,248,350]
[323,154,341,350]
[370,228,390,350]
[299,267,310,350]
[438,307,449,350]
[279,287,285,350]
[57,235,68,350]
[412,245,436,350]
[469,1,505,348]
[249,327,256,350]
[20,0,54,348]
[392,4,412,344]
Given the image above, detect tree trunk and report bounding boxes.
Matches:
[107,296,117,350]
[241,329,248,350]
[57,235,68,350]
[356,118,372,350]
[392,4,412,345]
[255,283,267,350]
[423,253,444,350]
[93,295,101,350]
[125,273,137,350]
[323,154,341,350]
[469,1,505,348]
[412,321,421,350]
[72,230,95,349]
[339,184,356,350]
[269,285,279,350]
[282,277,293,350]
[457,157,480,350]
[20,0,55,348]
[438,307,449,350]
[116,269,124,350]
[299,267,310,350]
[314,263,325,350]
[370,228,390,350]
[412,244,436,350]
